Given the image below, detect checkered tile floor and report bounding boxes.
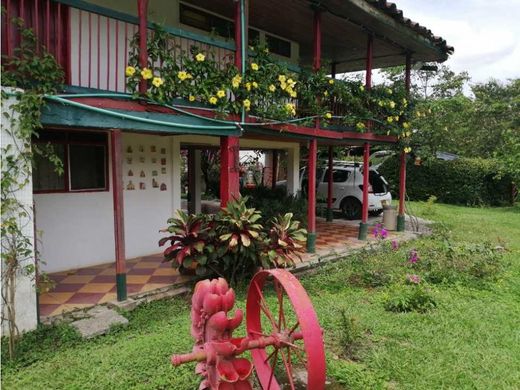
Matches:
[39,255,188,317]
[39,219,384,318]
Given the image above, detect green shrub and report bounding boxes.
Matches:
[383,283,437,313]
[378,155,515,206]
[242,186,308,227]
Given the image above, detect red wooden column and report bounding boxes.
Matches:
[111,129,127,301]
[220,0,244,207]
[138,0,148,94]
[326,145,334,221]
[307,7,321,253]
[397,53,412,232]
[358,34,373,240]
[271,150,278,190]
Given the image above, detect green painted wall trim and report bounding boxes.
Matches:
[52,0,236,51]
[326,208,334,222]
[116,273,127,301]
[397,214,406,232]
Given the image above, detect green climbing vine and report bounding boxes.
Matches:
[1,17,64,358]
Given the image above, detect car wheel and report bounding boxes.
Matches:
[341,197,362,220]
[369,209,383,217]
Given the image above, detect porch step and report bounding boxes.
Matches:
[71,306,128,339]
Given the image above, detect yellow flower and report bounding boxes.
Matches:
[189,95,196,102]
[328,79,335,85]
[290,91,297,98]
[394,115,399,121]
[405,131,411,137]
[217,90,226,98]
[402,98,407,104]
[323,91,329,97]
[264,48,269,53]
[404,147,412,153]
[278,75,286,83]
[251,63,259,71]
[232,75,242,89]
[286,86,293,95]
[177,71,188,81]
[287,78,296,88]
[356,122,366,130]
[209,96,218,105]
[416,111,422,117]
[125,66,136,77]
[324,112,332,119]
[280,81,287,90]
[386,88,393,95]
[387,116,394,123]
[252,81,258,89]
[195,53,205,62]
[245,82,251,91]
[186,73,193,79]
[268,84,276,92]
[141,68,153,80]
[152,77,164,87]
[243,99,251,111]
[389,101,396,109]
[403,122,410,129]
[360,85,365,92]
[378,100,384,107]
[285,102,295,113]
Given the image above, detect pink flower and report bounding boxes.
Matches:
[391,240,399,250]
[408,249,419,263]
[380,228,388,239]
[407,274,421,284]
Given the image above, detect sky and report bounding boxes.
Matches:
[391,0,520,83]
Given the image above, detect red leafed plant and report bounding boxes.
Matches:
[265,212,307,267]
[159,210,211,275]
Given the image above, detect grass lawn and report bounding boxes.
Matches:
[2,202,519,389]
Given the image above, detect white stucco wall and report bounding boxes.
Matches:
[1,90,38,333]
[35,133,177,273]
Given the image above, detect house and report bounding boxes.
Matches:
[1,0,452,331]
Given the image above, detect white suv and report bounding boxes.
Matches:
[298,162,392,220]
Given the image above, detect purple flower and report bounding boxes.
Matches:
[407,274,421,284]
[408,249,419,263]
[391,240,399,250]
[380,228,388,239]
[373,228,379,238]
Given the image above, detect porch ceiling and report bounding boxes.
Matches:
[185,0,452,72]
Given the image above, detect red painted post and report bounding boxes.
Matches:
[358,34,373,240]
[271,150,278,190]
[234,0,242,69]
[138,0,148,94]
[111,129,127,301]
[220,136,240,207]
[326,145,334,222]
[397,52,412,232]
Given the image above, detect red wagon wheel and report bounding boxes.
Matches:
[246,269,326,390]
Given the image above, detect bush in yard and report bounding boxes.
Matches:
[378,155,515,206]
[159,197,307,284]
[242,186,308,228]
[383,280,437,313]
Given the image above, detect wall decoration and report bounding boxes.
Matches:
[128,169,134,176]
[151,157,157,164]
[160,147,166,154]
[139,156,145,163]
[127,146,133,153]
[126,181,135,190]
[152,170,158,177]
[139,182,146,190]
[160,183,167,191]
[151,145,157,153]
[152,178,159,188]
[161,167,167,174]
[161,158,166,165]
[138,145,144,152]
[126,157,132,164]
[140,170,146,177]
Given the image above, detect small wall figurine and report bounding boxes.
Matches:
[160,183,167,191]
[138,145,144,152]
[126,180,135,190]
[128,169,134,176]
[127,146,133,153]
[151,145,157,153]
[126,157,132,164]
[161,158,166,165]
[140,170,146,177]
[160,147,166,154]
[151,157,157,164]
[139,156,145,163]
[152,178,159,188]
[139,182,146,190]
[161,167,166,174]
[152,170,158,176]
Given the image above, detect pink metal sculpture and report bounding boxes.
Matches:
[171,269,326,390]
